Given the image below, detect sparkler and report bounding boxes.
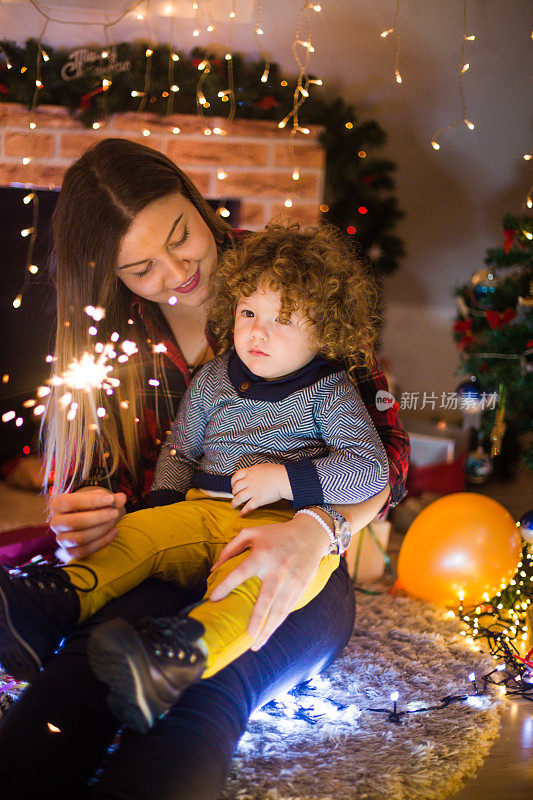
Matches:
[51,344,120,491]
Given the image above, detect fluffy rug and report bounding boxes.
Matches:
[0,591,502,799]
[221,593,502,800]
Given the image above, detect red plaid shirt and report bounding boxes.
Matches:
[83,232,410,516]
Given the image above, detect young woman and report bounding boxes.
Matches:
[0,138,409,800]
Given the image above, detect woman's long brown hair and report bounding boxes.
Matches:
[43,138,229,495]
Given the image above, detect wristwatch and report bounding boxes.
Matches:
[319,504,352,555]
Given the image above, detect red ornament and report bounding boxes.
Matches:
[78,86,105,111]
[453,319,472,333]
[503,228,516,254]
[358,206,368,214]
[485,308,517,329]
[346,226,356,235]
[256,95,280,111]
[457,333,474,349]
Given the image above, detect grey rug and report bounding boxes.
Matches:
[222,593,502,800]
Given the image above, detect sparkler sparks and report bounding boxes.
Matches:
[53,347,119,394]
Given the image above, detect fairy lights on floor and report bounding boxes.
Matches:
[430,0,476,150]
[449,543,533,702]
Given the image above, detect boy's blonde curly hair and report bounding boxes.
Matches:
[210,220,381,380]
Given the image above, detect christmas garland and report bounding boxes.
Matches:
[0,38,404,279]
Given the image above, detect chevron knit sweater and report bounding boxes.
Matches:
[149,352,389,511]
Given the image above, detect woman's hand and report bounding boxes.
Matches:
[209,512,331,649]
[230,464,293,516]
[49,488,127,560]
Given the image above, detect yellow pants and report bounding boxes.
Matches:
[67,489,340,679]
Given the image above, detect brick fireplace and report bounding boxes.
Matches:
[0,103,325,229]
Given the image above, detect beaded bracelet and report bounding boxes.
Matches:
[295,508,339,555]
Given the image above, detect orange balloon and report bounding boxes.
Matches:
[397,493,521,607]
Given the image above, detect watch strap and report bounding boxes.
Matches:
[319,504,352,554]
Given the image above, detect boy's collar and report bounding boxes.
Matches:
[227,351,343,401]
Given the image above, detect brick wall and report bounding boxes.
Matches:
[0,103,325,229]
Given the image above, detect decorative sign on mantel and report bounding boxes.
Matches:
[60,47,131,81]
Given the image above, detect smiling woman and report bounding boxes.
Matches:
[43,139,229,497]
[116,194,218,310]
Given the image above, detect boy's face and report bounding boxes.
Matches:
[233,285,319,379]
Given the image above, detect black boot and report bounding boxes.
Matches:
[0,563,96,681]
[87,615,207,733]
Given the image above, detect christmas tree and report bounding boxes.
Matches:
[453,213,533,477]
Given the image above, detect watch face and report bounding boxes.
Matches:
[338,520,352,551]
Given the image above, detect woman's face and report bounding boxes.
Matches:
[116,192,218,309]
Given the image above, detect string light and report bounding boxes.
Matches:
[205,0,215,33]
[276,0,323,207]
[254,0,270,87]
[431,0,475,149]
[380,0,402,85]
[0,45,12,70]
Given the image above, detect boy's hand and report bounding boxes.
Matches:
[231,463,293,516]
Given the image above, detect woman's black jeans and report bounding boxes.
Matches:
[0,560,355,800]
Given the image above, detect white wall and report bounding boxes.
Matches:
[2,0,531,398]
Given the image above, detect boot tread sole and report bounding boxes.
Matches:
[0,580,42,682]
[88,619,170,733]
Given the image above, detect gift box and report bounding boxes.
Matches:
[405,427,468,497]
